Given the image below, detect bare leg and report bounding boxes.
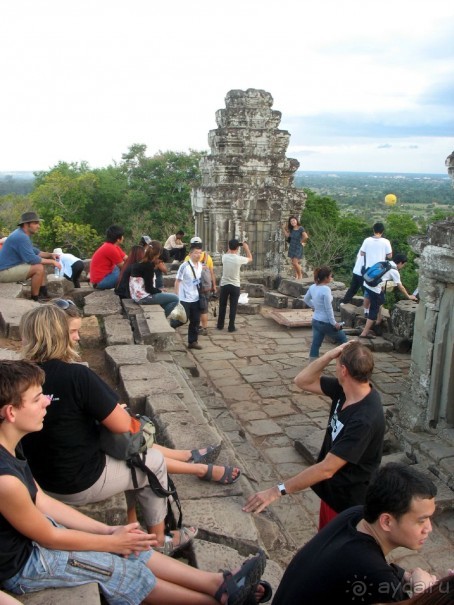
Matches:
[27,264,45,297]
[164,458,240,482]
[200,312,208,329]
[360,318,375,337]
[144,553,265,605]
[291,257,302,279]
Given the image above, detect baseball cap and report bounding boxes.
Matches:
[190,236,202,244]
[140,235,152,245]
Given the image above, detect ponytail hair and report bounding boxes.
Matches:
[314,266,332,284]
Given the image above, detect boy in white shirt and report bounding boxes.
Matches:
[360,253,417,339]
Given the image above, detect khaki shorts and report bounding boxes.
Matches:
[0,264,32,283]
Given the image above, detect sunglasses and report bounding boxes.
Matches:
[53,299,76,310]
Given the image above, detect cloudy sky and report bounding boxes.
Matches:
[2,0,453,174]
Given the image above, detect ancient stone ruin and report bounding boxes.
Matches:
[191,88,306,273]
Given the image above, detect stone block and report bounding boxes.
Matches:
[370,338,394,353]
[80,315,103,349]
[72,492,128,526]
[119,362,183,412]
[104,344,156,378]
[143,309,175,351]
[0,297,38,339]
[391,300,418,339]
[277,278,308,298]
[0,347,21,360]
[243,282,265,297]
[121,298,144,318]
[339,303,360,327]
[236,299,262,314]
[103,315,134,346]
[192,540,283,596]
[15,583,101,605]
[293,426,325,464]
[291,297,308,309]
[264,291,288,308]
[83,290,122,317]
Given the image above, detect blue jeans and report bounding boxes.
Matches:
[3,533,155,605]
[95,266,120,290]
[310,319,347,358]
[139,292,179,317]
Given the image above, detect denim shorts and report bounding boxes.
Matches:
[3,542,156,605]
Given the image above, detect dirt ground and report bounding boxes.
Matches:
[0,336,116,390]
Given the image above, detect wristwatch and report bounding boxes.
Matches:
[277,482,287,496]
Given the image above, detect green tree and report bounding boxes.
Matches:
[31,162,98,224]
[35,215,102,258]
[117,146,204,242]
[0,194,33,234]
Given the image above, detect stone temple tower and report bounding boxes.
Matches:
[191,89,306,272]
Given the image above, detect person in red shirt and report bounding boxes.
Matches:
[89,225,127,289]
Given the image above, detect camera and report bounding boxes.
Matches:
[237,242,243,246]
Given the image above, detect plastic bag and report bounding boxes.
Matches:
[168,302,188,324]
[238,293,249,305]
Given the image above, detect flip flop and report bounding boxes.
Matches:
[189,443,222,464]
[214,551,266,605]
[155,526,198,556]
[200,464,241,485]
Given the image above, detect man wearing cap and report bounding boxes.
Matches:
[217,239,252,333]
[0,212,61,301]
[184,237,216,336]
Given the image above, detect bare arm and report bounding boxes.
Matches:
[174,278,181,295]
[396,283,418,301]
[294,344,349,395]
[100,403,131,433]
[301,230,309,244]
[0,476,155,555]
[243,452,347,514]
[242,242,253,262]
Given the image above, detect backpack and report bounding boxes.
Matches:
[99,410,182,533]
[363,261,392,288]
[200,252,213,293]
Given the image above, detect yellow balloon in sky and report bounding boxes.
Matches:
[385,193,397,206]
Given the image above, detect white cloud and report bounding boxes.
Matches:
[1,0,453,173]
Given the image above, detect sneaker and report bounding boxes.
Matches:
[228,327,236,333]
[188,342,202,350]
[198,327,208,336]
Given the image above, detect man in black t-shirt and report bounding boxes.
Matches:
[272,463,438,605]
[243,341,385,530]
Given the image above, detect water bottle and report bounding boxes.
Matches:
[54,256,60,277]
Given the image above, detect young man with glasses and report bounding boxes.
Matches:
[0,212,61,301]
[243,341,385,530]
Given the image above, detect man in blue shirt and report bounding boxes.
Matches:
[0,212,61,301]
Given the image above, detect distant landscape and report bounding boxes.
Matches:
[294,171,453,222]
[2,170,452,215]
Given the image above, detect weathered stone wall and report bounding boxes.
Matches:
[396,219,454,432]
[191,89,306,273]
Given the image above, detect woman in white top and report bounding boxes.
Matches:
[304,266,347,360]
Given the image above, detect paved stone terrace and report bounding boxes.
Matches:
[0,282,453,603]
[171,304,454,574]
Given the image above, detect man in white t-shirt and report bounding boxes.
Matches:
[359,223,392,318]
[216,239,252,332]
[359,253,417,339]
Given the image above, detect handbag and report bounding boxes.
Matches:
[99,409,182,533]
[99,410,155,460]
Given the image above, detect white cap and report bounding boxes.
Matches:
[190,236,202,244]
[53,248,63,255]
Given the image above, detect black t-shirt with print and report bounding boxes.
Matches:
[311,376,385,512]
[22,359,118,494]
